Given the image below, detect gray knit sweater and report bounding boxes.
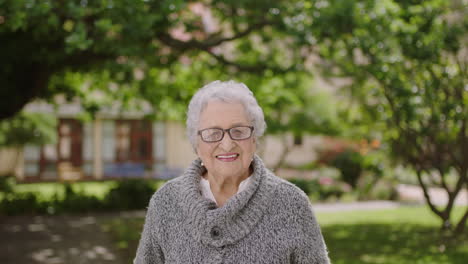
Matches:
[134,155,330,264]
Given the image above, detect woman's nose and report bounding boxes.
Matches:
[219,133,235,150]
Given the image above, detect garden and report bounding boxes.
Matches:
[103,206,468,264]
[1,175,467,264]
[1,0,467,263]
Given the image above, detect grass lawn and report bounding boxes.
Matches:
[102,205,468,264]
[2,180,165,201]
[316,206,468,264]
[11,181,118,200]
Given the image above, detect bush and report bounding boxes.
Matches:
[288,178,319,195]
[288,178,347,201]
[0,179,161,215]
[105,179,157,210]
[0,192,46,215]
[0,174,16,194]
[331,149,364,189]
[56,184,105,213]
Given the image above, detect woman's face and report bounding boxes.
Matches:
[196,101,256,180]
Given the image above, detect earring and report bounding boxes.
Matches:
[201,161,204,166]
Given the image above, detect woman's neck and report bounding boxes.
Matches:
[205,168,251,207]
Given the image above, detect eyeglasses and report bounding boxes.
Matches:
[198,126,254,143]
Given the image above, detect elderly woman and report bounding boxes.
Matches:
[135,81,330,264]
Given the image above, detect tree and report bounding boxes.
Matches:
[1,1,347,173]
[0,111,56,177]
[0,112,56,147]
[245,72,342,171]
[0,0,306,121]
[303,0,467,235]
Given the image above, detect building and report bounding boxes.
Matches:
[2,100,197,182]
[1,95,333,182]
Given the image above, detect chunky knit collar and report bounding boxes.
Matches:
[177,155,277,248]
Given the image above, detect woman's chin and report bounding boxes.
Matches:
[211,167,248,179]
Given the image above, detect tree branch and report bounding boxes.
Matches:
[454,202,468,234]
[157,19,274,51]
[63,50,115,70]
[203,49,295,74]
[273,134,293,173]
[416,169,444,220]
[437,167,451,194]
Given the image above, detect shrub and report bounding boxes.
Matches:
[0,192,46,215]
[316,177,348,201]
[105,179,157,210]
[288,178,347,201]
[331,149,364,189]
[0,179,163,215]
[0,174,16,194]
[56,183,104,213]
[288,178,319,195]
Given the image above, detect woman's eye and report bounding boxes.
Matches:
[207,130,222,139]
[231,129,243,136]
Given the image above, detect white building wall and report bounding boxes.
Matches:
[165,121,197,170]
[259,134,322,169]
[0,147,21,178]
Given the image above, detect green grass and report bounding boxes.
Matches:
[316,206,468,264]
[102,217,145,262]
[12,181,118,200]
[4,180,165,201]
[103,206,468,264]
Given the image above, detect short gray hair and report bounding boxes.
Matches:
[186,80,266,151]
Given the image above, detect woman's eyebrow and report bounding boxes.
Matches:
[203,123,250,130]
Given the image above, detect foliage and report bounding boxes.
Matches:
[0,111,56,147]
[58,183,105,213]
[2,0,466,235]
[288,177,348,201]
[0,0,310,120]
[0,174,16,194]
[0,179,161,215]
[105,179,157,210]
[317,206,468,264]
[251,73,344,171]
[0,192,45,215]
[304,0,468,234]
[330,149,364,189]
[104,206,468,264]
[315,137,385,197]
[354,174,399,201]
[288,178,319,195]
[102,217,144,261]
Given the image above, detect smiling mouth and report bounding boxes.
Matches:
[215,154,239,161]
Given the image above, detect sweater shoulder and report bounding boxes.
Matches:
[148,174,189,206]
[264,174,314,212]
[268,174,310,201]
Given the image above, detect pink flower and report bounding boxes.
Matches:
[318,177,333,186]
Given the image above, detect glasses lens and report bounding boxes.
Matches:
[201,128,223,142]
[229,126,252,140]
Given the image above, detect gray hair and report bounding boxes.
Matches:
[186,80,266,151]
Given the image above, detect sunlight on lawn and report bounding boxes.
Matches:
[316,206,468,264]
[14,181,118,200]
[103,206,467,264]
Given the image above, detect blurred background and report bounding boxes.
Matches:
[0,0,467,263]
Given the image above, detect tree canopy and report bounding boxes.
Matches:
[1,0,467,234]
[0,0,307,120]
[308,0,467,234]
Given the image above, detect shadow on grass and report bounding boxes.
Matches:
[102,217,468,264]
[101,217,144,264]
[322,223,468,264]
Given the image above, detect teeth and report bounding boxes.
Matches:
[217,154,238,158]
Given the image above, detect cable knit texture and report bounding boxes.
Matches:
[134,155,331,264]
